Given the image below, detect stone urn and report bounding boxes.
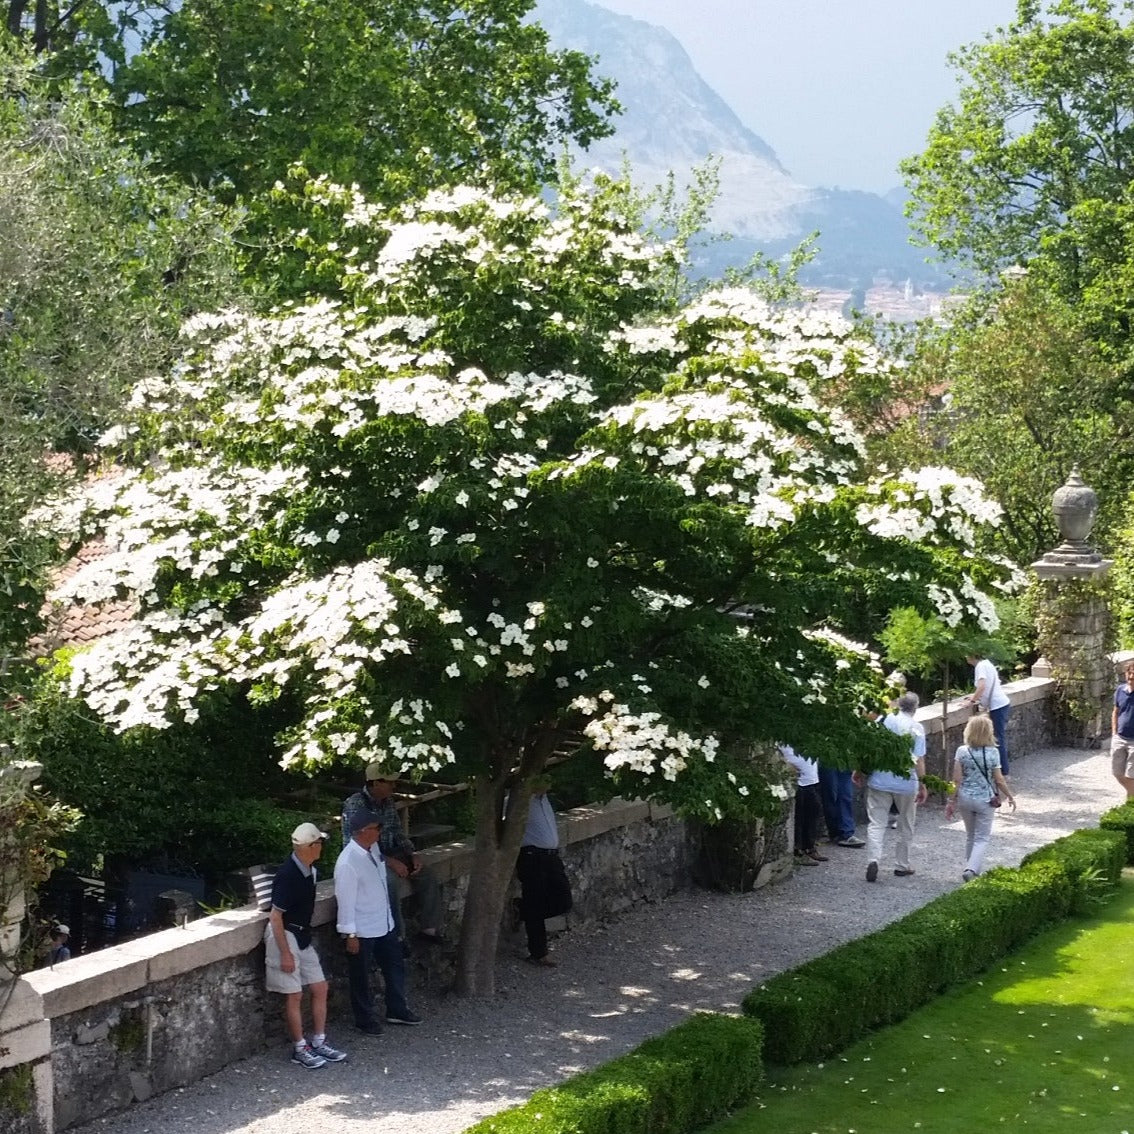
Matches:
[1051,467,1098,549]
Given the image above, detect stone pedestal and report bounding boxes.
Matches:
[1031,558,1113,746]
[1031,469,1114,746]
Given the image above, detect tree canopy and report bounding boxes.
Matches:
[107,0,617,204]
[25,175,1016,992]
[902,0,1134,302]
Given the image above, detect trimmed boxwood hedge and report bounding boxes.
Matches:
[743,827,1124,1064]
[1099,801,1134,863]
[464,1012,764,1134]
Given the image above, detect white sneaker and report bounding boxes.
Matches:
[309,1040,347,1062]
[291,1043,326,1069]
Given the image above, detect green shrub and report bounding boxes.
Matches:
[465,1012,763,1134]
[1098,802,1134,864]
[1023,826,1126,883]
[7,677,316,879]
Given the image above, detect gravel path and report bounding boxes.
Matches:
[74,745,1118,1134]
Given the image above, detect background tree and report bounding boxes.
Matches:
[24,176,1014,996]
[107,0,617,201]
[903,0,1134,306]
[876,274,1125,564]
[0,40,242,663]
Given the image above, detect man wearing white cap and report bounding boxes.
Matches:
[341,762,444,947]
[265,821,347,1069]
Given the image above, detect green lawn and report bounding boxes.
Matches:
[711,877,1134,1133]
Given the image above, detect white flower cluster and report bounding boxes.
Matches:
[572,693,720,784]
[44,463,307,609]
[858,467,1002,547]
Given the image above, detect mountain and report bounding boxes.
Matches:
[534,0,948,290]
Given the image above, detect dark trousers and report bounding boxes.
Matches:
[793,782,822,854]
[818,766,855,841]
[989,704,1010,775]
[346,932,410,1027]
[517,846,572,960]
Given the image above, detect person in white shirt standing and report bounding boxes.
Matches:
[779,745,829,866]
[334,810,422,1034]
[965,653,1011,776]
[855,692,927,882]
[517,776,573,967]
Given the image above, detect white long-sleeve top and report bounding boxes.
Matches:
[334,838,396,938]
[778,744,819,787]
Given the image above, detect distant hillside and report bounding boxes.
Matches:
[535,0,950,290]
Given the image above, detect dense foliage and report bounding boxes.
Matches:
[0,40,241,659]
[903,0,1134,304]
[106,1,616,238]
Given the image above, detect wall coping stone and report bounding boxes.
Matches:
[0,974,44,1031]
[913,675,1055,737]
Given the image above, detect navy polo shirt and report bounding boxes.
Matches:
[271,854,317,949]
[1117,683,1134,740]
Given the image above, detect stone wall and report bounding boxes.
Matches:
[916,674,1057,781]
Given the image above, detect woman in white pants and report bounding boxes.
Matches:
[944,714,1016,882]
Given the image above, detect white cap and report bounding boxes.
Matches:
[290,822,328,845]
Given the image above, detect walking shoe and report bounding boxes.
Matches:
[355,1021,384,1036]
[866,861,878,883]
[893,867,915,877]
[527,954,558,967]
[793,851,819,866]
[309,1040,347,1062]
[962,869,977,883]
[386,1011,424,1025]
[836,836,866,848]
[291,1044,326,1069]
[806,849,829,862]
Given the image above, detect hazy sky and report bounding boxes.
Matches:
[596,0,1020,194]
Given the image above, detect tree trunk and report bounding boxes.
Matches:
[453,770,534,997]
[7,0,28,38]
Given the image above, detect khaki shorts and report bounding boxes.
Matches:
[1111,735,1134,780]
[264,927,326,994]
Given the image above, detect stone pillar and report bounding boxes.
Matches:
[1031,469,1113,746]
[0,756,44,963]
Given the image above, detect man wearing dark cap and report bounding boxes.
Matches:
[334,810,422,1032]
[341,761,444,945]
[265,822,347,1069]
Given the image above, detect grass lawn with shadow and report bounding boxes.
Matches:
[710,875,1134,1133]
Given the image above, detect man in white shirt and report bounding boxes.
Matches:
[334,810,422,1033]
[855,692,928,882]
[965,653,1011,775]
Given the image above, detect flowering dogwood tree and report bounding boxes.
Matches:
[30,177,1014,994]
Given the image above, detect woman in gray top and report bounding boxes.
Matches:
[944,714,1015,882]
